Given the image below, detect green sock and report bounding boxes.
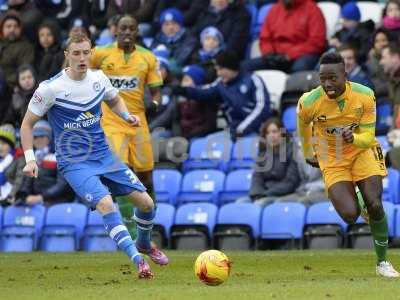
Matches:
[116,196,136,240]
[369,214,389,264]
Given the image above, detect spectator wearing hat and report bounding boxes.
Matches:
[0,124,15,203]
[330,1,375,62]
[4,64,38,128]
[242,0,326,73]
[151,64,218,140]
[0,11,34,92]
[13,120,74,206]
[173,51,271,139]
[192,0,250,59]
[151,8,198,73]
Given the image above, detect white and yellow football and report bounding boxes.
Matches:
[194,250,231,286]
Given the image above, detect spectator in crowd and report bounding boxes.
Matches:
[386,128,400,170]
[366,28,393,97]
[15,120,73,206]
[35,0,85,29]
[5,0,42,42]
[380,43,400,127]
[0,11,34,91]
[330,2,375,62]
[338,44,374,89]
[242,0,326,73]
[150,61,218,140]
[151,8,197,74]
[34,20,64,82]
[237,117,300,206]
[95,14,119,46]
[382,0,400,37]
[173,50,271,139]
[190,26,224,82]
[68,17,91,40]
[154,0,209,28]
[192,0,250,59]
[3,64,37,128]
[0,124,15,204]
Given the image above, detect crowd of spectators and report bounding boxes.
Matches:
[0,0,398,208]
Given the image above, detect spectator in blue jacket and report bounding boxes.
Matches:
[173,50,271,139]
[151,8,198,74]
[338,45,374,89]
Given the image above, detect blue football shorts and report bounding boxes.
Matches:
[62,154,146,209]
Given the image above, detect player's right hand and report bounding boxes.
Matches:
[305,156,320,168]
[23,161,39,178]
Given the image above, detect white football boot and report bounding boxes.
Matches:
[376,261,400,278]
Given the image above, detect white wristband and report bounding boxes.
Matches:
[24,149,36,162]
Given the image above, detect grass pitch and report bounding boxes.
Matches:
[1,250,400,300]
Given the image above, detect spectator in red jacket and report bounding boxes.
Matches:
[242,0,326,73]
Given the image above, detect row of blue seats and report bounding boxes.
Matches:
[154,168,400,206]
[0,200,397,252]
[181,131,392,173]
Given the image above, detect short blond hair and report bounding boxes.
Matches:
[65,33,91,50]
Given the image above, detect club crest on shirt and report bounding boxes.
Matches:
[93,82,101,92]
[353,107,363,118]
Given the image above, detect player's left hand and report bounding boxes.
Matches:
[342,128,354,143]
[126,114,140,127]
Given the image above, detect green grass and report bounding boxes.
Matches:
[1,250,400,300]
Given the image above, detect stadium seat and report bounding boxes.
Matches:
[376,101,392,136]
[304,201,347,249]
[82,210,117,252]
[229,136,259,170]
[213,203,262,250]
[260,202,306,249]
[171,203,218,250]
[153,169,182,205]
[377,135,391,155]
[153,203,175,248]
[177,170,225,205]
[252,4,273,39]
[383,168,400,204]
[246,3,258,38]
[40,203,88,252]
[0,205,45,252]
[317,1,340,38]
[255,70,288,111]
[182,134,232,172]
[349,201,395,249]
[282,106,297,132]
[218,169,253,205]
[357,1,384,24]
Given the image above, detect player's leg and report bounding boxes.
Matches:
[63,170,153,278]
[103,127,137,238]
[328,181,360,224]
[96,195,153,279]
[357,176,399,277]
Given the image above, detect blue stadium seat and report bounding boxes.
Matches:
[82,210,117,252]
[0,205,45,252]
[177,170,225,205]
[229,136,259,170]
[40,203,88,252]
[252,4,273,39]
[153,169,182,205]
[261,202,306,241]
[355,201,395,237]
[376,101,392,135]
[306,201,347,231]
[218,169,253,205]
[153,203,175,247]
[171,203,218,250]
[246,3,258,37]
[282,106,297,132]
[383,168,400,203]
[183,135,233,172]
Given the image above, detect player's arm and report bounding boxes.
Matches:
[21,84,54,178]
[148,86,162,112]
[296,97,316,161]
[342,94,376,148]
[106,94,140,126]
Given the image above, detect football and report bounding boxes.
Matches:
[194,250,231,286]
